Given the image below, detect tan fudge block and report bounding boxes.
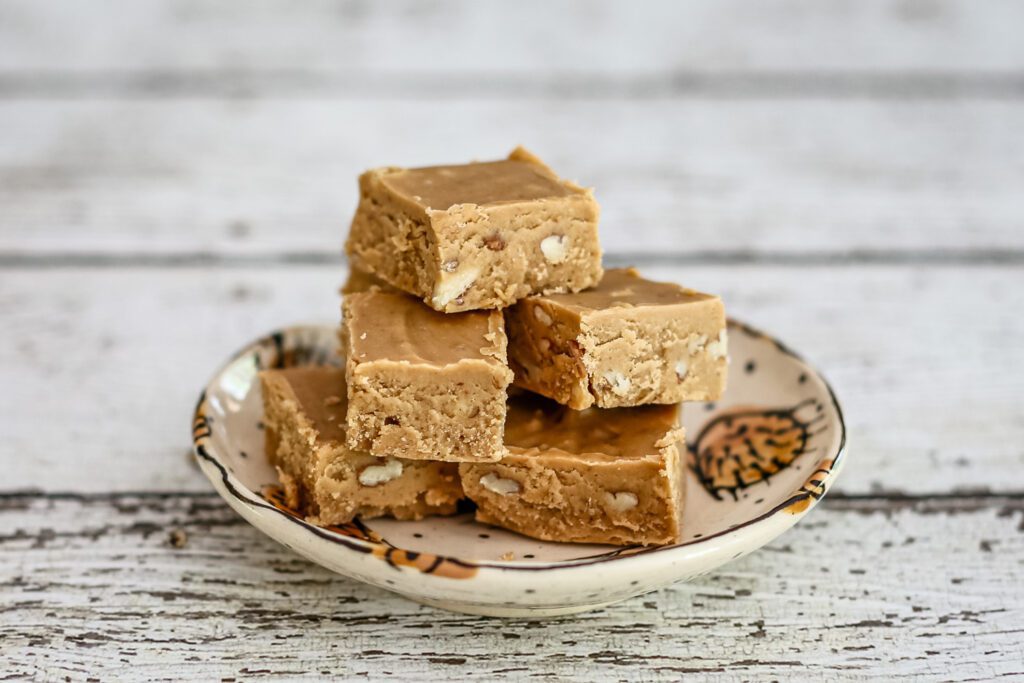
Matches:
[505,268,727,409]
[260,366,463,525]
[460,393,686,546]
[341,290,513,462]
[344,146,603,312]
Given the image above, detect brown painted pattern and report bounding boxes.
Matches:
[784,461,834,515]
[691,400,824,500]
[261,485,479,579]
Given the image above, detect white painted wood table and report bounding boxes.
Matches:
[2,2,1023,680]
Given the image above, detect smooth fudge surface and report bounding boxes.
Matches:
[340,267,398,296]
[460,392,686,546]
[341,290,513,462]
[345,146,602,313]
[382,157,572,210]
[260,366,463,525]
[506,268,728,409]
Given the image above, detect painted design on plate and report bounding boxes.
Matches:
[262,485,386,543]
[783,460,834,515]
[691,399,826,500]
[251,329,339,370]
[262,485,478,579]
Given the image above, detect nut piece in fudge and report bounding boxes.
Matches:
[505,267,727,409]
[341,290,513,462]
[344,146,603,312]
[260,366,463,525]
[460,393,686,546]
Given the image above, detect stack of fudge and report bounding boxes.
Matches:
[261,148,727,547]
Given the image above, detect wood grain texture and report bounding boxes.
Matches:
[1,263,1021,496]
[1,99,1023,256]
[2,0,1023,75]
[1,2,1021,677]
[2,493,1022,680]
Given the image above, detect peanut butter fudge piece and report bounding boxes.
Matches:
[506,268,727,409]
[460,393,685,546]
[341,290,513,462]
[345,146,603,312]
[260,366,463,525]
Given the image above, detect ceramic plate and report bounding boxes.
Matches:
[193,321,846,617]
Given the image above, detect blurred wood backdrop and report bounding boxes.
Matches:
[1,1,1022,680]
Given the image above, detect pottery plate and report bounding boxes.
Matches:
[193,321,846,617]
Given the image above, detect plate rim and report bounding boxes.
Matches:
[192,319,847,574]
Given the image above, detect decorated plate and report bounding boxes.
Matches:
[193,321,846,617]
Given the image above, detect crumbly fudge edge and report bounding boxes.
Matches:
[259,371,329,517]
[314,457,465,525]
[505,297,593,409]
[344,356,511,462]
[426,193,602,312]
[655,423,687,545]
[344,169,442,303]
[571,298,728,409]
[460,446,682,546]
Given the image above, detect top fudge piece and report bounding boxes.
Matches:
[341,290,513,462]
[506,268,727,409]
[345,147,603,313]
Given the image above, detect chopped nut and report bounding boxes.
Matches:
[540,235,568,264]
[483,233,507,251]
[675,361,689,381]
[533,306,553,326]
[603,371,631,396]
[358,458,404,487]
[432,266,479,309]
[480,472,521,495]
[687,333,708,355]
[168,529,188,549]
[707,329,728,360]
[359,332,367,340]
[520,362,538,380]
[605,491,639,512]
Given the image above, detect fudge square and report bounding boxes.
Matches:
[505,267,727,409]
[341,290,513,462]
[460,392,686,546]
[345,146,603,313]
[260,366,463,525]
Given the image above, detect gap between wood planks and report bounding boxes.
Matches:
[1,70,1023,100]
[2,490,1022,506]
[1,248,1023,269]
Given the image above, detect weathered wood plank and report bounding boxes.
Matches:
[2,0,1023,75]
[1,263,1021,495]
[1,100,1023,255]
[1,493,1021,680]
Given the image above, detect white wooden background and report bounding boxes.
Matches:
[2,1,1023,680]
